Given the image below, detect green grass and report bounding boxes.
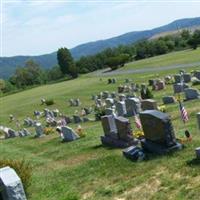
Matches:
[0,49,200,200]
[121,48,200,71]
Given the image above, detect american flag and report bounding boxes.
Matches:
[179,101,189,123]
[134,115,142,129]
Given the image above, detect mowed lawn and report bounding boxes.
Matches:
[0,51,200,200]
[121,48,200,71]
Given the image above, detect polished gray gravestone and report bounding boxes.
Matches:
[0,166,27,200]
[125,98,141,117]
[183,73,191,83]
[34,123,44,138]
[140,110,182,154]
[100,115,137,148]
[174,74,181,83]
[173,83,189,93]
[61,126,80,142]
[116,101,127,116]
[162,96,176,104]
[184,88,200,100]
[73,115,82,124]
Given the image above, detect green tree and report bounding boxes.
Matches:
[188,30,200,50]
[57,47,78,78]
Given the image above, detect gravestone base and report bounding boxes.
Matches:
[141,139,183,155]
[101,135,138,148]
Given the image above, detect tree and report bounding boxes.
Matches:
[9,60,44,88]
[47,65,63,81]
[57,47,78,78]
[181,30,190,40]
[188,30,200,50]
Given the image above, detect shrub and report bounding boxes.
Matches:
[0,159,32,194]
[45,99,55,106]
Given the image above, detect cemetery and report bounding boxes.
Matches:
[0,53,200,199]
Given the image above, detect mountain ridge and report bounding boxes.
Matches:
[1,16,200,78]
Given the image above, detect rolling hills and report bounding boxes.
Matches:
[1,16,200,79]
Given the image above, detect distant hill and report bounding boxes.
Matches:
[1,16,200,79]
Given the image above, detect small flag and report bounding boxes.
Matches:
[179,101,189,123]
[134,115,142,129]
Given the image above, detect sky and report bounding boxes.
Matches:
[1,0,200,57]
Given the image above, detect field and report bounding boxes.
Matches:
[0,49,200,200]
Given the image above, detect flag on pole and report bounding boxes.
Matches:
[178,100,189,123]
[134,115,142,129]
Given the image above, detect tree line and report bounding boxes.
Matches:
[1,29,200,95]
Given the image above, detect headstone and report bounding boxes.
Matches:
[149,79,156,86]
[111,92,116,99]
[0,166,27,200]
[118,85,124,93]
[162,96,176,104]
[73,115,82,123]
[53,109,59,117]
[115,116,133,142]
[18,130,25,137]
[83,117,90,122]
[23,128,31,136]
[118,94,126,101]
[41,98,46,105]
[116,101,127,116]
[105,108,116,116]
[195,147,200,159]
[125,98,141,117]
[183,73,191,83]
[141,99,158,111]
[34,123,44,138]
[194,71,200,80]
[173,83,189,93]
[156,80,165,90]
[74,99,81,106]
[112,78,116,84]
[61,126,79,142]
[100,115,137,148]
[197,112,200,130]
[101,115,117,138]
[184,88,200,100]
[4,128,17,139]
[102,91,110,99]
[174,74,181,83]
[69,99,74,106]
[140,110,182,154]
[105,98,114,108]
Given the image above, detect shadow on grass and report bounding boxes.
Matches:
[186,158,200,167]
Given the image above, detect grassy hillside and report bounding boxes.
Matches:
[121,48,200,71]
[0,50,200,200]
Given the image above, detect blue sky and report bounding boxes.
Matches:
[2,0,200,56]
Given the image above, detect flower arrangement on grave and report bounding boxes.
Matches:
[76,125,85,138]
[133,130,144,139]
[158,105,166,113]
[43,127,54,135]
[94,106,106,121]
